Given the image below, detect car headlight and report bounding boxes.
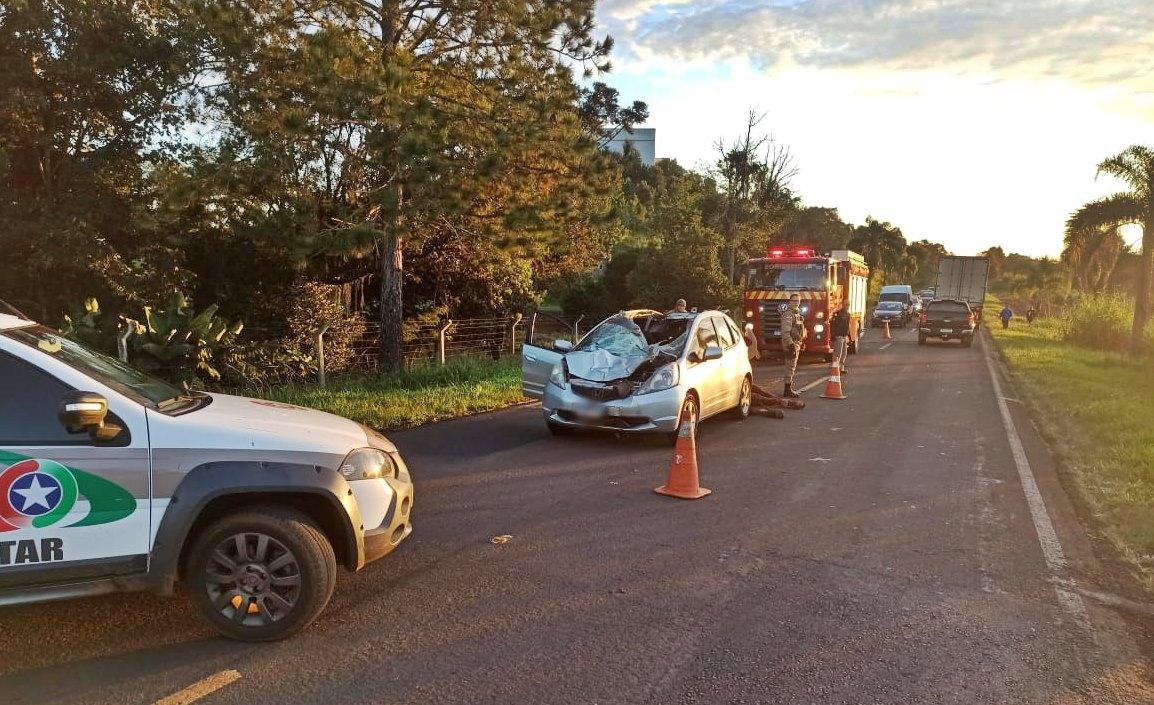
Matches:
[800,305,809,315]
[813,324,825,333]
[816,311,825,320]
[549,360,566,389]
[745,310,754,318]
[339,448,396,481]
[636,362,679,395]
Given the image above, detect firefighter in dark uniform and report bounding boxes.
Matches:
[780,293,806,398]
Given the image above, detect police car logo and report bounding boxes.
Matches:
[778,303,788,312]
[0,457,136,532]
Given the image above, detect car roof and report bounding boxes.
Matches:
[928,298,969,305]
[0,313,36,332]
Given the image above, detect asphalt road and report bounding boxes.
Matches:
[2,325,1153,704]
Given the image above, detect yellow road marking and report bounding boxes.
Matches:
[154,670,242,705]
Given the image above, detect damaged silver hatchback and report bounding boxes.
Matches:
[522,310,753,440]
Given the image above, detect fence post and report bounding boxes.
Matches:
[508,313,523,356]
[573,314,585,342]
[315,324,331,388]
[436,320,453,365]
[116,320,133,363]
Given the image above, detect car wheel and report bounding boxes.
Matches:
[962,337,973,348]
[669,393,699,444]
[732,376,752,420]
[547,419,574,436]
[185,506,337,642]
[823,352,834,363]
[918,334,927,345]
[848,340,858,355]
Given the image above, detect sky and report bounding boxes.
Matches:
[593,0,1154,257]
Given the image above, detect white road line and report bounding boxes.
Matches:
[879,342,893,350]
[982,336,1091,632]
[154,670,242,705]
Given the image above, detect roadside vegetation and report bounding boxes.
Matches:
[987,293,1154,585]
[240,358,524,431]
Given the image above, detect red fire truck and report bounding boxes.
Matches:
[742,245,870,360]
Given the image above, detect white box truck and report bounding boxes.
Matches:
[935,256,990,326]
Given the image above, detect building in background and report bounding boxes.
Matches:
[603,128,655,166]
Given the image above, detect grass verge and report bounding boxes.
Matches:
[985,294,1154,586]
[242,356,526,431]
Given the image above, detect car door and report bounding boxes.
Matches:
[0,347,151,589]
[710,316,742,409]
[521,337,565,401]
[683,317,725,417]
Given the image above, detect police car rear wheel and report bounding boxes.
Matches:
[186,507,337,642]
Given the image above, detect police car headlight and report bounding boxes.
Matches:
[813,324,825,333]
[549,361,567,389]
[636,362,679,395]
[339,448,396,481]
[745,310,754,318]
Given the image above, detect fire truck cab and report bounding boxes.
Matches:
[742,246,869,360]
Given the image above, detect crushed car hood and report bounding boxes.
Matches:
[565,348,651,382]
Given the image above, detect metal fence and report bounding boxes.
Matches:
[341,315,526,371]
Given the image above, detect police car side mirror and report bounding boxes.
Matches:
[58,391,122,443]
[702,345,723,362]
[553,339,573,353]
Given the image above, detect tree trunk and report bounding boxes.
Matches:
[1131,213,1153,354]
[379,228,405,374]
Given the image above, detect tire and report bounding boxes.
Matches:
[962,337,973,348]
[848,340,858,355]
[823,352,834,363]
[668,393,699,445]
[731,376,752,420]
[185,506,337,642]
[918,334,927,345]
[547,419,574,436]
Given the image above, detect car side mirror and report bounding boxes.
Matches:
[553,339,573,353]
[703,345,723,361]
[58,391,122,443]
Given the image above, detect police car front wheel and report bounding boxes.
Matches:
[185,506,338,642]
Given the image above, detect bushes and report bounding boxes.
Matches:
[1058,293,1152,353]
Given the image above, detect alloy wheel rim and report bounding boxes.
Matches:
[205,532,302,627]
[740,380,751,414]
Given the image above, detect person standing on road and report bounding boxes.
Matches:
[1000,305,1013,329]
[780,293,806,398]
[830,304,850,375]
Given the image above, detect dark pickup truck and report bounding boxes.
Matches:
[918,299,976,347]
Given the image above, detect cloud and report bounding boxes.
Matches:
[599,0,1154,88]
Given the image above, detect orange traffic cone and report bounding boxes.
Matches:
[820,359,847,399]
[655,420,711,500]
[883,319,892,340]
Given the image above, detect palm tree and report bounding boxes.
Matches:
[1067,145,1154,352]
[849,217,907,292]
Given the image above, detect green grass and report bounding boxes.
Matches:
[241,356,526,430]
[986,295,1154,581]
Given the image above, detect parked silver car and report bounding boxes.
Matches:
[522,309,753,440]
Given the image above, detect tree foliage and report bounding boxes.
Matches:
[1065,145,1153,352]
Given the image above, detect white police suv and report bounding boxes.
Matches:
[0,312,414,641]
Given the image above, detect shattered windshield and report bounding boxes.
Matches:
[574,318,650,356]
[748,263,827,290]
